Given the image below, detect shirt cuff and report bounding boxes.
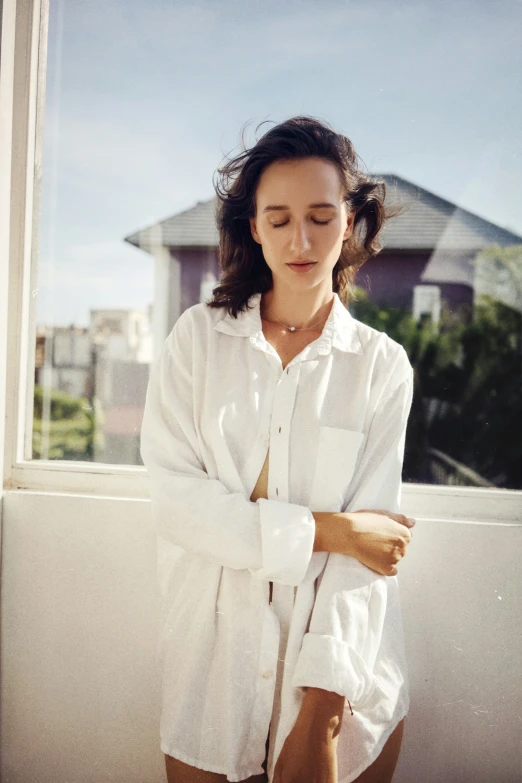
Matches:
[291,633,374,706]
[249,498,315,586]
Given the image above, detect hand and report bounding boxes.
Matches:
[343,509,415,576]
[273,689,342,783]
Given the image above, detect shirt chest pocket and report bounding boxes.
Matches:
[310,426,365,512]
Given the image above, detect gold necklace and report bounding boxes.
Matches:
[262,305,327,332]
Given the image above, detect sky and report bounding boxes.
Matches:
[36,0,522,327]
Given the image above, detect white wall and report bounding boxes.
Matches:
[1,492,520,783]
[395,516,521,783]
[0,492,164,783]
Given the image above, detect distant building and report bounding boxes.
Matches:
[90,308,152,364]
[124,174,522,351]
[35,325,91,399]
[35,308,152,465]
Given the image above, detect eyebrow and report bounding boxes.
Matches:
[262,202,338,213]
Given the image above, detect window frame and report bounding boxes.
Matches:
[1,0,520,522]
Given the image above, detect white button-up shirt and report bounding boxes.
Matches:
[140,291,414,782]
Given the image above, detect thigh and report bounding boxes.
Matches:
[165,754,267,783]
[351,718,405,783]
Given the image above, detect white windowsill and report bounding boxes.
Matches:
[4,464,521,526]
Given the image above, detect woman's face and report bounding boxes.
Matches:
[249,156,354,291]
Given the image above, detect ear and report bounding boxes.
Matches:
[249,217,261,244]
[343,211,355,241]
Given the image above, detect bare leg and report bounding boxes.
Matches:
[351,718,405,783]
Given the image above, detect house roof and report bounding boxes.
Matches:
[124,174,521,256]
[125,198,220,251]
[381,175,521,250]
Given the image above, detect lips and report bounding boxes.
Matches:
[288,262,316,272]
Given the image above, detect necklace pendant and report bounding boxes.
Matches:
[288,326,296,331]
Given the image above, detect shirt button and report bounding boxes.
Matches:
[261,671,273,679]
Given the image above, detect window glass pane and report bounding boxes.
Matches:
[33,0,521,487]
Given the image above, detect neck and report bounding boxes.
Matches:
[261,286,335,330]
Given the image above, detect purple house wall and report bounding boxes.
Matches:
[356,251,474,315]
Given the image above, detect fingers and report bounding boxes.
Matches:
[390,521,412,544]
[396,513,416,529]
[387,537,409,576]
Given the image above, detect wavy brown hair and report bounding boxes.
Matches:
[207,115,403,318]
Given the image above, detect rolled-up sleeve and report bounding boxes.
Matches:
[292,359,414,704]
[139,311,315,585]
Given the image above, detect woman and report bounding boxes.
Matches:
[140,115,416,783]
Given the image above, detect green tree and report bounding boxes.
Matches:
[470,243,522,309]
[33,384,105,460]
[349,284,521,489]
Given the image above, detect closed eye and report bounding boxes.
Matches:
[271,219,331,229]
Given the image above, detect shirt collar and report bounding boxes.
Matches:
[214,291,364,357]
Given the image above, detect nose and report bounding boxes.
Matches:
[289,219,312,254]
